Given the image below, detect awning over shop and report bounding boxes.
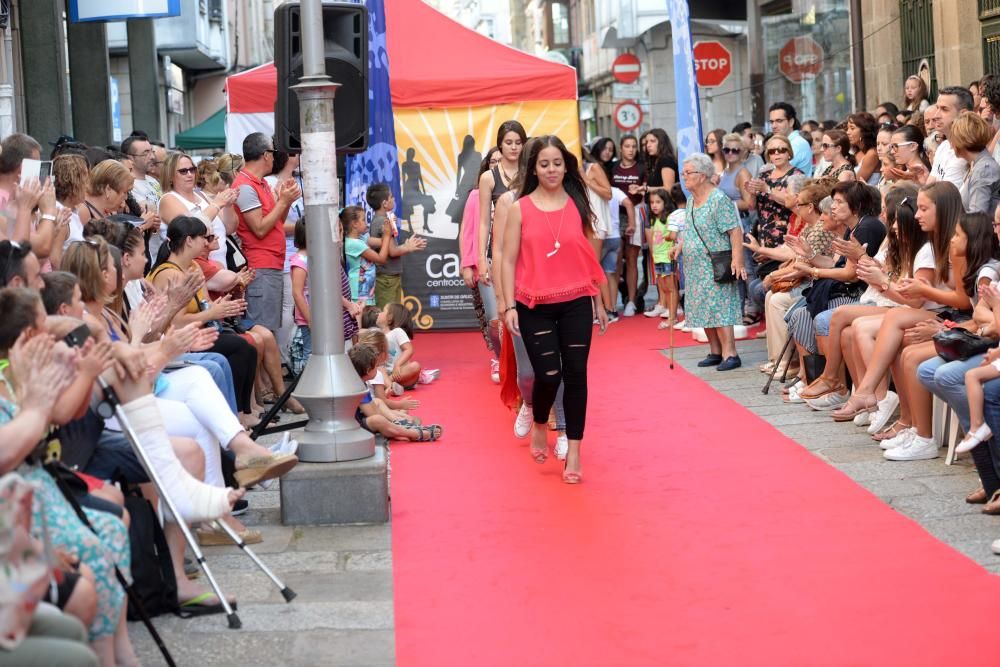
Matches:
[175,107,226,149]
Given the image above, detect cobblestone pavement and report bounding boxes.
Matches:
[129,433,395,667]
[672,338,1000,575]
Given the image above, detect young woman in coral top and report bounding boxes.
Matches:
[500,135,608,484]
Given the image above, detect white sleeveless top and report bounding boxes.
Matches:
[161,190,228,267]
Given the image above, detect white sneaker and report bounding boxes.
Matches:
[879,426,915,450]
[490,359,500,384]
[884,434,939,461]
[805,391,849,411]
[644,305,666,317]
[853,411,871,426]
[554,433,568,460]
[956,423,993,454]
[672,320,686,330]
[623,303,636,317]
[785,384,806,404]
[514,402,532,439]
[991,538,1000,555]
[269,432,299,457]
[681,324,693,333]
[867,391,899,435]
[390,382,405,396]
[418,370,438,385]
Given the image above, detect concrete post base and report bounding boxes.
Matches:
[280,438,389,525]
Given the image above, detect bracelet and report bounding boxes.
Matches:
[812,267,820,280]
[505,305,516,312]
[40,213,56,222]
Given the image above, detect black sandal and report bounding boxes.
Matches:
[414,425,443,442]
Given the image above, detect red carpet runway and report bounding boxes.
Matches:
[391,317,1000,666]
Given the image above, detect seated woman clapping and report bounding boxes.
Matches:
[797,184,925,416]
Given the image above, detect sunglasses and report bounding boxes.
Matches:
[889,141,916,151]
[767,147,789,155]
[177,167,198,176]
[722,147,742,155]
[820,143,835,149]
[203,234,217,243]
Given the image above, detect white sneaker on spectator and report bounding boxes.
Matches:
[390,382,405,396]
[853,411,871,426]
[867,391,899,435]
[785,385,806,404]
[623,303,636,317]
[514,403,532,438]
[555,433,568,460]
[644,305,666,317]
[991,538,1000,555]
[884,434,939,461]
[269,433,299,457]
[805,391,849,411]
[490,359,500,384]
[879,427,916,450]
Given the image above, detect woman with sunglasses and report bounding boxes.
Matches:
[743,135,803,323]
[158,151,238,269]
[818,130,855,182]
[718,133,755,214]
[883,125,931,186]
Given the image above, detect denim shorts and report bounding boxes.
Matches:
[600,237,621,273]
[654,262,674,277]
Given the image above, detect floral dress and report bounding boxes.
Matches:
[753,167,802,249]
[0,396,130,640]
[682,188,742,328]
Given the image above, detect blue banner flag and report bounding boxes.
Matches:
[665,0,704,167]
[344,0,403,219]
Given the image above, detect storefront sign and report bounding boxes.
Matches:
[69,0,181,23]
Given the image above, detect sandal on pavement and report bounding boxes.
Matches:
[782,379,804,396]
[799,376,841,400]
[178,591,238,617]
[967,487,988,504]
[872,420,909,442]
[233,453,299,488]
[831,394,878,421]
[983,490,1000,515]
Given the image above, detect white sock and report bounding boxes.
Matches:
[120,394,231,523]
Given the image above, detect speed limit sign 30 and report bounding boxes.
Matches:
[614,101,642,131]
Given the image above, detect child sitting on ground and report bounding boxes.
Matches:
[357,329,421,412]
[645,188,679,329]
[377,302,439,390]
[349,342,442,442]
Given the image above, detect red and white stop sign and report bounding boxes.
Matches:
[779,36,824,83]
[693,41,732,88]
[612,53,641,84]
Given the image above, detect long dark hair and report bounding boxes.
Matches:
[588,137,617,181]
[960,212,1000,296]
[848,112,878,152]
[479,146,500,179]
[824,129,856,167]
[892,125,930,169]
[519,135,595,237]
[643,128,676,175]
[384,302,414,338]
[883,183,924,278]
[154,215,208,269]
[919,181,964,285]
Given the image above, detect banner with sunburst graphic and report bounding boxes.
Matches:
[397,99,580,330]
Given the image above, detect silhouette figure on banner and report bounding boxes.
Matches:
[401,147,437,233]
[446,135,482,224]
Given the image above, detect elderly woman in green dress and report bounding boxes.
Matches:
[671,153,747,371]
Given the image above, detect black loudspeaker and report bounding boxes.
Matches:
[274,2,368,154]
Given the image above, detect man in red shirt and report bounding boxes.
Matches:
[233,133,301,332]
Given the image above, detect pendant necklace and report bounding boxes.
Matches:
[542,197,567,258]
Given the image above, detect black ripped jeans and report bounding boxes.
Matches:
[516,296,594,440]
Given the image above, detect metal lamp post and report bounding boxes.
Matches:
[291,0,374,462]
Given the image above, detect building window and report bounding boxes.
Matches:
[899,0,936,97]
[549,1,570,49]
[981,1,1000,77]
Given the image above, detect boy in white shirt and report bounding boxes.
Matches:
[599,188,635,321]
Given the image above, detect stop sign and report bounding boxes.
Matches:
[779,36,824,83]
[693,41,732,88]
[612,53,641,84]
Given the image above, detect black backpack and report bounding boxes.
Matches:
[123,485,179,620]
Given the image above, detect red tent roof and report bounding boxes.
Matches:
[226,0,577,113]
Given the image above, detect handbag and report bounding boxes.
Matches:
[225,235,247,272]
[688,205,734,283]
[932,328,998,362]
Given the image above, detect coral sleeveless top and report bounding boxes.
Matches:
[514,195,605,308]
